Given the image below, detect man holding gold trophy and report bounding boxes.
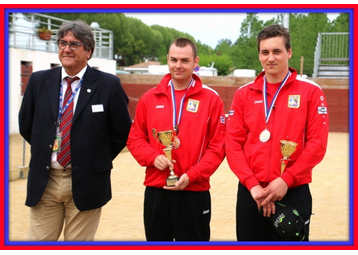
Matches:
[127,38,226,241]
[225,24,329,241]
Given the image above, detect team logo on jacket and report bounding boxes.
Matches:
[288,95,300,108]
[318,106,328,114]
[187,99,200,113]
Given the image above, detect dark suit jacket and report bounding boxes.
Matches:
[18,66,132,211]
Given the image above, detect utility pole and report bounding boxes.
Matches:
[283,13,289,29]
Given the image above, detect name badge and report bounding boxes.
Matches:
[92,104,104,113]
[53,133,61,152]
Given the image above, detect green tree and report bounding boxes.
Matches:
[289,13,330,76]
[199,54,233,76]
[151,24,174,54]
[330,13,349,32]
[215,39,232,55]
[150,29,165,60]
[33,12,348,75]
[121,38,147,65]
[212,54,234,76]
[231,13,266,74]
[126,17,156,60]
[196,41,215,56]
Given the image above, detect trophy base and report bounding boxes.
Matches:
[166,175,179,187]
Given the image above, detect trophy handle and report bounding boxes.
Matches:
[152,128,159,142]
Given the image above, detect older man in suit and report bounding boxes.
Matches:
[18,20,132,241]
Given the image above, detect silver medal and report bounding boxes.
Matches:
[259,129,271,143]
[260,72,290,143]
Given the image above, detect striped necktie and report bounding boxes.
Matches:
[57,76,79,168]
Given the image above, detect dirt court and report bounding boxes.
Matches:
[7,132,350,244]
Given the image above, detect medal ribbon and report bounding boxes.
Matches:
[170,79,195,130]
[263,71,291,124]
[58,78,83,123]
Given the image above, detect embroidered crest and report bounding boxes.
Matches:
[288,95,300,108]
[187,99,200,113]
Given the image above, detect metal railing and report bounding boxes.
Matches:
[313,32,349,77]
[8,13,113,59]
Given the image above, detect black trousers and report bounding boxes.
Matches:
[236,182,312,241]
[144,187,211,241]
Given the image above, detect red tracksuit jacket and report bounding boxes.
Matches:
[225,68,329,190]
[127,73,226,191]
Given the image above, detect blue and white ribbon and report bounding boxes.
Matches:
[263,72,291,124]
[170,79,195,130]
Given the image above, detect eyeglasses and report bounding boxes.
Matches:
[57,40,85,51]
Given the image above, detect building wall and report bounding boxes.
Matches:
[118,74,349,133]
[8,48,116,134]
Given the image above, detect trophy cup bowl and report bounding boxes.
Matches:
[153,129,174,147]
[280,140,297,174]
[152,128,179,186]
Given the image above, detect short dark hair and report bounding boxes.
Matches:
[57,20,95,60]
[257,24,291,52]
[169,38,197,59]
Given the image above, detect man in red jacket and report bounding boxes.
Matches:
[127,38,226,241]
[225,24,329,241]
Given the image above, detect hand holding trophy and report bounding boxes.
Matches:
[280,140,297,175]
[152,128,180,186]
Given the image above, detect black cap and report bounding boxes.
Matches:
[260,201,306,241]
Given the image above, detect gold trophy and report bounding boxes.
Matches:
[152,128,180,186]
[280,140,297,175]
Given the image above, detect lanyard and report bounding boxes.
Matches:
[170,79,194,130]
[58,78,83,123]
[263,71,290,125]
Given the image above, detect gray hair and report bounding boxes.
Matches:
[57,20,95,59]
